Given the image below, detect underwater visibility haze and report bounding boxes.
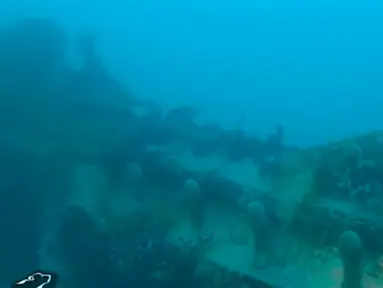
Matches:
[0,0,383,288]
[4,0,383,145]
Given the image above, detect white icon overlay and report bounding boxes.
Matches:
[15,272,52,288]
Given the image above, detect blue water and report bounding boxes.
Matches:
[3,0,383,146]
[0,2,381,287]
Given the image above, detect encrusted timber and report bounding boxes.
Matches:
[293,200,383,252]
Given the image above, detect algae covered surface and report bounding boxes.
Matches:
[1,17,383,288]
